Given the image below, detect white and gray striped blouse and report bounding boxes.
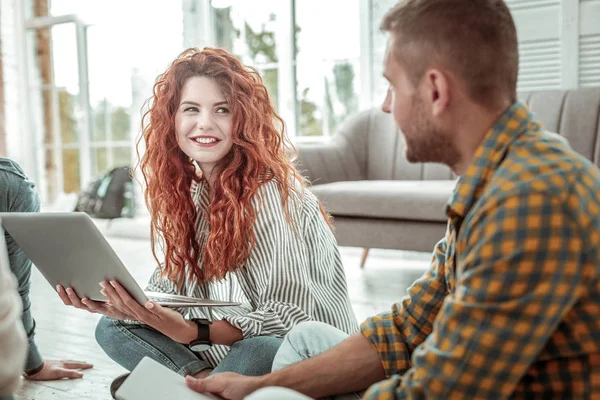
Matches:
[145,179,358,367]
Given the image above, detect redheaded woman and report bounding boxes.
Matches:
[59,48,357,386]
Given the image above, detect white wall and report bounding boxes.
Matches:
[579,0,600,87]
[507,0,600,91]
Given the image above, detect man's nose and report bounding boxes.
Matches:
[381,89,391,114]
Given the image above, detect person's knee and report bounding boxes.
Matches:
[95,316,119,351]
[274,321,348,371]
[284,321,331,348]
[245,387,312,400]
[231,336,283,355]
[220,336,283,376]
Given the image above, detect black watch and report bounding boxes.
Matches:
[189,318,212,352]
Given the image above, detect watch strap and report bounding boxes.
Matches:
[190,318,212,344]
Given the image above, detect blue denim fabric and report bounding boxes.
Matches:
[271,321,362,400]
[0,158,43,372]
[95,316,283,377]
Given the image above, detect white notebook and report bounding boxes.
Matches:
[115,356,221,400]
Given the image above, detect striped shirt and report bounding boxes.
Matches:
[362,102,600,399]
[147,179,358,367]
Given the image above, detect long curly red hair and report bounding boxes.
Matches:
[138,48,330,284]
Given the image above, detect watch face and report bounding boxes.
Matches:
[190,342,211,352]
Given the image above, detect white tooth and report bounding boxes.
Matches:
[193,138,217,144]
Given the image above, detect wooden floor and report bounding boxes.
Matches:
[14,229,430,400]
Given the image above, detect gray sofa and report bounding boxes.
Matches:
[296,88,600,263]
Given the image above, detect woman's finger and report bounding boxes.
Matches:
[56,285,72,306]
[101,281,140,320]
[143,300,166,319]
[109,281,152,321]
[81,298,109,314]
[65,287,86,309]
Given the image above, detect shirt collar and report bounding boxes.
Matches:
[446,101,536,218]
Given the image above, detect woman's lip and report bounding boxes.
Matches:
[189,136,220,140]
[191,138,221,147]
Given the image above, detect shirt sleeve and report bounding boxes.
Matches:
[364,192,586,399]
[145,265,185,295]
[0,237,28,395]
[360,235,450,378]
[143,266,191,318]
[223,183,320,338]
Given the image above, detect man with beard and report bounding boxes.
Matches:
[185,0,600,398]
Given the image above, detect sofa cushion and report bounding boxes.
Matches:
[311,180,456,222]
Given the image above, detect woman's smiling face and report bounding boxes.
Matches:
[175,76,234,174]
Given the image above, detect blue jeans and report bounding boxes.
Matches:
[95,316,283,376]
[0,159,43,374]
[262,321,363,400]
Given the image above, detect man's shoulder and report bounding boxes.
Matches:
[495,129,600,190]
[481,129,600,220]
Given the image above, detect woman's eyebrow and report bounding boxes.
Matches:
[180,101,200,107]
[179,100,228,106]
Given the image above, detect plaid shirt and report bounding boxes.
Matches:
[361,102,600,399]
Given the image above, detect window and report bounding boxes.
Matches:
[18,0,183,203]
[214,2,280,108]
[211,0,362,140]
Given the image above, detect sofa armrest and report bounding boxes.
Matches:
[295,138,365,185]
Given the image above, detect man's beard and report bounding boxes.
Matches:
[402,93,461,168]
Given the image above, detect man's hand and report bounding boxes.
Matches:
[24,360,93,381]
[185,372,264,400]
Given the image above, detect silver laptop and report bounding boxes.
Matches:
[116,357,220,400]
[0,212,240,308]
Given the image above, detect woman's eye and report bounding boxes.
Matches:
[215,107,230,114]
[184,107,198,112]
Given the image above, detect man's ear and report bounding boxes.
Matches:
[424,68,450,117]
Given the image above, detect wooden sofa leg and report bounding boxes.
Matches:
[360,248,369,269]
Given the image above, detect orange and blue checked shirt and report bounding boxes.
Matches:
[360,101,600,399]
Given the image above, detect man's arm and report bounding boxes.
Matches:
[267,332,383,398]
[187,331,384,400]
[266,236,450,398]
[189,237,451,399]
[364,192,588,399]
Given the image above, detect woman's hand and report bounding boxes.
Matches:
[100,280,196,343]
[56,284,134,321]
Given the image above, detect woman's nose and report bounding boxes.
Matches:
[195,111,214,130]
